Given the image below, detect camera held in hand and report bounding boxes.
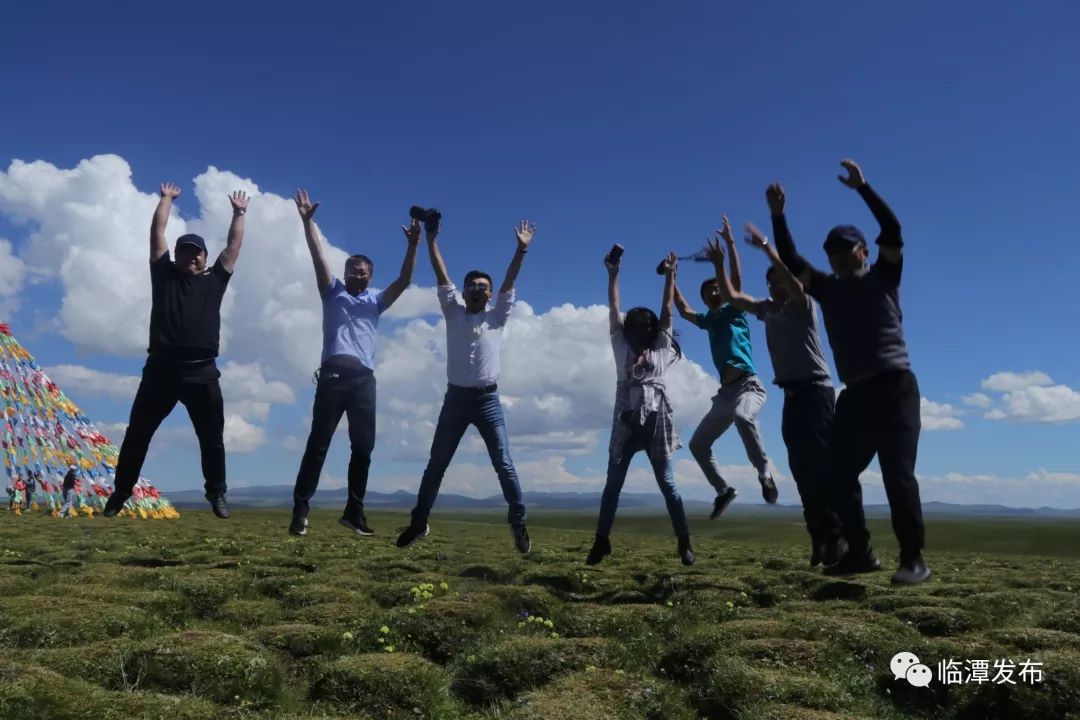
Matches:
[409,205,442,234]
[605,243,624,266]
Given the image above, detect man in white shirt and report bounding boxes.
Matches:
[396,215,535,553]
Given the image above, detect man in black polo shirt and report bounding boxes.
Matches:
[104,181,248,519]
[771,160,930,585]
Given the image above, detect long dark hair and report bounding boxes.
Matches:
[623,307,682,362]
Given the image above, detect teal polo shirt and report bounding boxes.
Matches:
[696,304,756,377]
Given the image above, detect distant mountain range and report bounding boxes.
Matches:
[164,485,1080,518]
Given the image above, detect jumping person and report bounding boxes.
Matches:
[288,191,421,537]
[770,159,930,584]
[673,216,778,519]
[395,216,535,553]
[704,226,844,568]
[104,182,248,519]
[586,250,693,566]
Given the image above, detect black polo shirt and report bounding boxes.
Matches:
[805,256,910,385]
[147,252,232,361]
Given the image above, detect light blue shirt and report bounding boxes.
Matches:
[320,278,388,370]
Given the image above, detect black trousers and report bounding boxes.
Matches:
[114,359,226,497]
[827,369,925,561]
[781,383,840,547]
[292,367,376,522]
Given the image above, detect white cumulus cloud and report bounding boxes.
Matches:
[975,371,1080,424]
[981,371,1054,393]
[920,397,964,431]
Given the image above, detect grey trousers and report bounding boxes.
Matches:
[689,374,770,493]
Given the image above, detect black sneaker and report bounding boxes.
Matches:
[206,494,230,519]
[677,535,695,566]
[288,514,309,536]
[823,547,881,576]
[102,493,129,518]
[892,556,932,585]
[585,534,611,565]
[395,524,429,549]
[339,515,374,537]
[512,523,531,554]
[759,473,779,504]
[710,487,737,520]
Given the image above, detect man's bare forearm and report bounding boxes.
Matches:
[304,219,333,289]
[150,196,172,261]
[499,247,526,294]
[726,241,742,292]
[428,240,451,286]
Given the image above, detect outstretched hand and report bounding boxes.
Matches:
[160,182,182,199]
[837,159,866,189]
[718,215,735,245]
[294,189,320,222]
[604,252,620,275]
[514,220,536,250]
[229,191,249,214]
[401,217,421,244]
[704,235,726,264]
[744,222,769,250]
[765,183,785,214]
[659,251,678,275]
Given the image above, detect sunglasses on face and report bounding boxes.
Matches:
[465,283,491,292]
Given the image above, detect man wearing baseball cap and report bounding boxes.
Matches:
[104,181,249,519]
[769,160,930,585]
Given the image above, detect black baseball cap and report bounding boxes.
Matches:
[175,234,207,253]
[823,225,866,254]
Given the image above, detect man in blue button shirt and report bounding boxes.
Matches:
[288,190,420,538]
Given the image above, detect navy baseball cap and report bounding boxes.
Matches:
[823,225,866,254]
[175,234,207,253]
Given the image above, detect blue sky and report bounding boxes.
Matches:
[2,1,1079,507]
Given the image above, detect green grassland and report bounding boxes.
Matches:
[1,508,1079,719]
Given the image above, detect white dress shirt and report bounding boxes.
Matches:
[439,285,514,387]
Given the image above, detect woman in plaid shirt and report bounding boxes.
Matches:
[587,250,694,567]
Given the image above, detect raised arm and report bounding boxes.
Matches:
[705,236,761,314]
[294,189,333,291]
[605,253,622,334]
[672,283,702,328]
[659,252,677,329]
[767,182,826,289]
[381,218,421,308]
[745,221,805,302]
[838,159,902,264]
[499,220,534,294]
[426,223,452,287]
[218,191,248,273]
[718,215,741,292]
[150,182,180,263]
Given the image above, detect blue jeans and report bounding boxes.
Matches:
[293,366,376,523]
[596,412,689,537]
[410,385,526,527]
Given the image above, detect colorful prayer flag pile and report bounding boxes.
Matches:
[1,322,178,519]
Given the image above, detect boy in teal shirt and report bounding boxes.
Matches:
[674,217,777,518]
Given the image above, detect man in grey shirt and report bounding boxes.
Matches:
[708,226,843,569]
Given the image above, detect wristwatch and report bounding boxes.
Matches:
[235,209,246,216]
